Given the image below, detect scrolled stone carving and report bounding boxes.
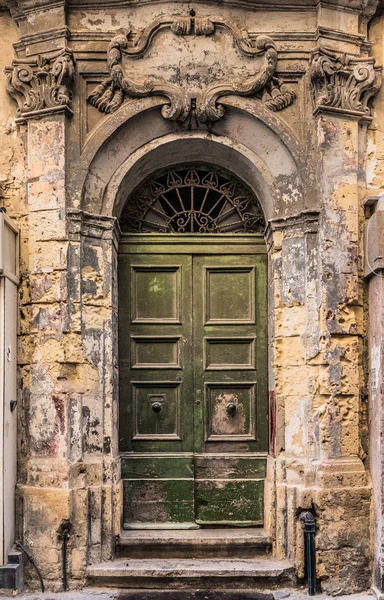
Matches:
[4,48,75,117]
[88,13,295,124]
[311,47,382,119]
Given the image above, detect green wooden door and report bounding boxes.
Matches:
[119,236,268,529]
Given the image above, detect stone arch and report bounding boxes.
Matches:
[77,97,309,221]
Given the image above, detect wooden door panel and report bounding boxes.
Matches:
[131,381,181,440]
[206,266,255,324]
[131,266,181,323]
[119,254,194,528]
[195,479,264,525]
[131,336,182,369]
[193,254,268,525]
[204,337,256,371]
[206,382,257,441]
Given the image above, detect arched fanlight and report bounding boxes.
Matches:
[120,164,265,234]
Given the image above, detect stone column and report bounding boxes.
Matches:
[66,210,120,578]
[268,48,381,595]
[17,107,75,589]
[306,48,380,593]
[266,211,321,577]
[5,49,120,589]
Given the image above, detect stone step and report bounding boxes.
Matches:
[114,590,288,600]
[87,558,296,589]
[117,528,272,559]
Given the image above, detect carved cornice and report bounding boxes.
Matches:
[2,0,380,17]
[311,47,382,120]
[4,48,75,119]
[87,12,296,124]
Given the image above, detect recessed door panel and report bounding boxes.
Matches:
[131,336,181,369]
[131,381,181,440]
[205,337,256,370]
[131,266,181,323]
[206,267,255,324]
[206,382,256,441]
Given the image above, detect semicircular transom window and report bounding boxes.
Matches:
[120,164,265,234]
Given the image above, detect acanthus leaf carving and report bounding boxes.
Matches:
[4,48,75,117]
[87,13,295,124]
[311,47,382,120]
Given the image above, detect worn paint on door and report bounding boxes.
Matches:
[118,235,268,528]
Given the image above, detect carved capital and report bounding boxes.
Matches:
[88,12,295,125]
[4,48,75,118]
[311,47,382,120]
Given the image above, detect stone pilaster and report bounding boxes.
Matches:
[310,107,371,593]
[265,211,321,576]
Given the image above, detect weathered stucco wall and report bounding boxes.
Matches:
[0,0,383,594]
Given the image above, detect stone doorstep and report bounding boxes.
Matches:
[117,528,272,558]
[86,558,296,589]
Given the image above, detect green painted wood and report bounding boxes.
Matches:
[121,456,194,479]
[119,239,268,528]
[119,234,266,255]
[124,479,195,528]
[194,456,267,479]
[195,479,265,526]
[193,254,268,524]
[119,253,195,527]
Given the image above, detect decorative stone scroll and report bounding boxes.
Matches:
[88,11,295,124]
[311,47,382,120]
[4,48,75,118]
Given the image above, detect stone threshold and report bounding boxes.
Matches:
[117,528,272,558]
[86,557,296,589]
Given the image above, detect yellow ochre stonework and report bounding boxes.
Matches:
[0,0,384,596]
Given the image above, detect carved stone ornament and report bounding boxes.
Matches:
[88,11,296,124]
[4,48,75,118]
[311,47,382,120]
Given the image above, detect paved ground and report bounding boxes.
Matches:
[0,589,376,600]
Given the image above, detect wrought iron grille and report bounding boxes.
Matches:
[120,165,265,234]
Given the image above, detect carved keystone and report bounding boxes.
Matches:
[311,47,382,120]
[4,48,75,118]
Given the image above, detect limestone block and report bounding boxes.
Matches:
[62,333,86,364]
[29,271,67,303]
[30,210,67,242]
[26,458,69,488]
[27,119,66,181]
[275,336,306,366]
[275,306,306,337]
[318,363,359,395]
[31,240,68,273]
[19,486,71,584]
[276,365,317,397]
[29,302,65,336]
[56,363,100,395]
[27,179,66,213]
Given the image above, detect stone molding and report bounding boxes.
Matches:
[311,47,382,120]
[2,0,379,15]
[265,210,320,250]
[67,209,119,244]
[4,48,75,118]
[87,12,296,124]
